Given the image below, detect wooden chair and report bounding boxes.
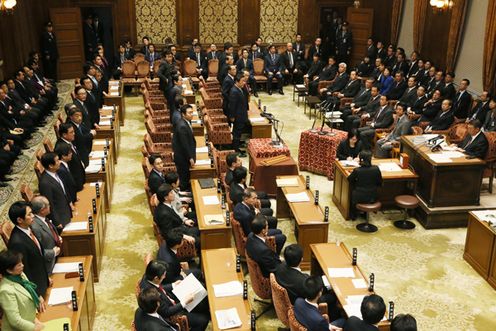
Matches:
[183,59,200,85]
[35,149,44,161]
[136,60,151,82]
[0,221,14,246]
[253,58,267,91]
[269,273,293,327]
[483,132,496,193]
[207,59,219,82]
[34,160,44,181]
[133,53,146,63]
[20,184,34,202]
[204,115,232,146]
[43,138,54,152]
[121,61,137,84]
[53,120,62,139]
[231,215,247,258]
[245,249,273,318]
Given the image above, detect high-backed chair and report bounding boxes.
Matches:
[136,60,151,82]
[253,58,267,91]
[245,247,274,318]
[231,216,247,258]
[34,160,44,181]
[121,61,137,84]
[0,221,14,246]
[20,184,34,202]
[133,53,146,63]
[269,273,292,327]
[43,138,54,152]
[183,59,200,85]
[483,131,496,193]
[288,307,307,331]
[207,59,219,82]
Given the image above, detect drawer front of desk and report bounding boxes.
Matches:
[252,124,272,139]
[430,166,483,207]
[297,223,329,270]
[464,217,495,278]
[190,167,216,179]
[201,229,232,249]
[63,236,100,282]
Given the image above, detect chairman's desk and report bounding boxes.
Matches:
[332,159,418,220]
[202,248,252,331]
[62,182,106,282]
[105,80,125,126]
[190,136,216,179]
[276,175,328,270]
[248,101,272,139]
[311,243,390,331]
[463,211,496,290]
[39,255,95,331]
[191,179,232,249]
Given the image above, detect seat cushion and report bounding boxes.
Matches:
[356,201,382,212]
[395,195,419,209]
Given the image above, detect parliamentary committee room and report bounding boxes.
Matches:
[1,0,496,330]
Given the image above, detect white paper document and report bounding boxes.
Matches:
[328,267,355,278]
[172,273,207,312]
[52,262,81,274]
[89,151,106,158]
[85,164,101,174]
[352,278,368,289]
[191,120,202,124]
[286,192,310,203]
[93,140,111,146]
[195,159,212,166]
[295,84,306,89]
[339,160,359,167]
[213,281,243,297]
[109,91,119,96]
[215,308,243,330]
[427,154,453,163]
[439,151,465,158]
[346,295,366,305]
[196,146,209,153]
[99,120,112,126]
[184,90,193,95]
[343,303,362,319]
[102,105,114,110]
[322,275,331,289]
[250,117,266,123]
[89,181,103,187]
[48,287,73,306]
[276,177,299,187]
[204,214,225,225]
[63,222,88,232]
[471,210,496,223]
[378,162,402,172]
[203,195,220,205]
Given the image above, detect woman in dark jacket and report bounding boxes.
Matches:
[336,130,362,161]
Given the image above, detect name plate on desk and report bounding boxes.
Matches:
[63,222,88,232]
[276,177,299,187]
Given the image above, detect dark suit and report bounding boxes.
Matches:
[82,22,97,60]
[336,30,353,63]
[222,75,235,117]
[154,203,199,246]
[31,215,60,274]
[228,86,248,152]
[58,162,77,203]
[327,72,349,94]
[38,171,72,227]
[392,60,408,77]
[348,165,383,219]
[459,132,488,159]
[468,100,490,122]
[172,118,196,190]
[358,105,394,148]
[344,316,379,331]
[419,99,442,122]
[427,109,454,131]
[452,90,472,119]
[41,31,59,80]
[157,60,175,108]
[74,99,92,135]
[275,263,308,304]
[442,82,456,101]
[264,53,284,92]
[8,227,49,296]
[245,233,281,277]
[192,51,208,79]
[148,169,166,195]
[281,50,303,84]
[54,138,86,191]
[85,90,100,127]
[69,121,93,168]
[307,45,322,63]
[398,87,418,107]
[157,244,202,284]
[410,95,428,114]
[366,44,377,60]
[308,64,336,96]
[134,308,177,331]
[293,298,329,331]
[386,79,407,101]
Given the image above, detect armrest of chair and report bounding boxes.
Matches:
[318,302,328,316]
[340,97,353,107]
[318,80,332,92]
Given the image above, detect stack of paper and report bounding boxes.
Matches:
[215,308,242,330]
[89,151,106,158]
[276,177,299,187]
[250,117,266,123]
[295,84,306,89]
[47,287,73,306]
[85,164,101,174]
[109,91,119,96]
[196,146,209,153]
[102,105,114,110]
[286,192,310,203]
[195,159,212,166]
[52,262,81,274]
[204,214,225,225]
[93,140,110,146]
[99,120,112,126]
[191,119,202,124]
[378,162,402,172]
[89,181,103,187]
[427,154,453,163]
[184,90,193,95]
[440,151,465,158]
[213,281,243,297]
[172,274,207,312]
[63,222,88,232]
[339,160,359,167]
[327,267,355,278]
[203,195,220,205]
[322,275,331,289]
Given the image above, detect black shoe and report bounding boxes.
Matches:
[278,89,284,95]
[253,92,259,97]
[237,150,247,157]
[268,90,272,95]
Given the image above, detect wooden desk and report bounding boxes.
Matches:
[94,105,121,159]
[62,183,106,281]
[182,78,196,104]
[190,136,216,179]
[310,243,390,331]
[463,211,496,290]
[201,248,252,331]
[191,179,232,249]
[192,104,205,137]
[248,101,272,139]
[250,155,299,197]
[105,80,125,126]
[401,135,485,208]
[86,139,115,211]
[276,175,328,270]
[39,256,95,331]
[332,159,418,220]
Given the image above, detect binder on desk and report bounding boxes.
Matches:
[199,178,215,189]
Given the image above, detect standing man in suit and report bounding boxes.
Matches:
[30,196,62,274]
[82,14,98,61]
[375,104,412,158]
[424,99,455,132]
[293,33,306,71]
[73,85,93,132]
[336,21,353,64]
[454,119,488,159]
[40,21,58,81]
[134,288,178,331]
[452,78,473,119]
[265,45,284,95]
[343,294,386,331]
[39,152,72,228]
[229,75,249,156]
[7,201,50,296]
[358,95,394,149]
[55,123,86,191]
[172,105,196,191]
[54,143,78,203]
[365,37,377,61]
[245,215,282,278]
[236,49,258,97]
[157,51,175,110]
[222,65,237,119]
[294,276,343,330]
[307,38,322,66]
[442,72,457,101]
[67,108,95,167]
[282,43,303,85]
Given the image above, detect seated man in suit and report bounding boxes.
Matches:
[327,70,361,110]
[453,119,488,159]
[233,188,285,254]
[154,184,199,249]
[134,287,177,331]
[342,86,381,132]
[164,171,196,222]
[467,91,491,123]
[343,294,386,331]
[30,196,62,274]
[275,244,341,321]
[264,44,284,95]
[245,214,282,277]
[304,53,324,93]
[8,201,50,296]
[357,95,394,149]
[229,166,272,214]
[424,99,455,132]
[385,72,407,102]
[375,103,412,158]
[157,228,203,284]
[39,152,73,228]
[320,62,349,97]
[281,43,303,85]
[308,56,337,96]
[225,152,242,186]
[390,314,417,331]
[140,260,210,331]
[54,144,77,204]
[147,154,166,195]
[340,78,373,122]
[483,98,496,132]
[294,276,343,331]
[398,76,418,108]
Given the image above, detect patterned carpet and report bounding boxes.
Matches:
[2,84,495,330]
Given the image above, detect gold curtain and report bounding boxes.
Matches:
[390,0,404,46]
[444,0,468,71]
[483,0,496,93]
[412,0,429,52]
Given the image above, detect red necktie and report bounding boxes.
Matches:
[46,219,61,247]
[159,285,176,305]
[29,230,42,254]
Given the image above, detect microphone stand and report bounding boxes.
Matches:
[311,99,331,133]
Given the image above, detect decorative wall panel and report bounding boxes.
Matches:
[199,0,238,44]
[135,0,177,44]
[260,0,299,44]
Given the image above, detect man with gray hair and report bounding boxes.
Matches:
[320,62,349,97]
[31,195,62,274]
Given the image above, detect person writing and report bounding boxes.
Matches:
[347,150,382,220]
[336,130,362,161]
[0,250,46,331]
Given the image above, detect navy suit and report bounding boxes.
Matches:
[343,316,379,331]
[222,75,235,117]
[57,162,77,203]
[154,203,199,247]
[459,132,488,159]
[294,298,329,331]
[157,243,203,284]
[427,109,454,131]
[54,139,86,191]
[452,90,472,119]
[245,233,281,277]
[264,53,284,92]
[134,308,177,331]
[228,86,248,152]
[148,169,166,195]
[38,172,72,227]
[172,118,196,190]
